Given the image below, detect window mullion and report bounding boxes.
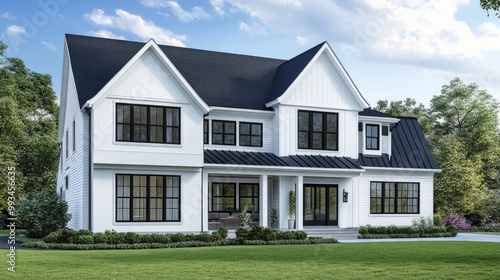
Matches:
[323,113,327,150]
[130,106,135,143]
[163,175,167,222]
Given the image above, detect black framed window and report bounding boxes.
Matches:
[366,124,379,150]
[72,120,76,152]
[65,175,69,190]
[65,130,69,158]
[212,120,236,146]
[239,122,262,147]
[239,184,259,212]
[116,174,181,222]
[212,183,235,212]
[204,119,209,144]
[370,182,419,214]
[298,110,338,150]
[116,104,180,144]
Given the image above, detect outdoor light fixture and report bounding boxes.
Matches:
[343,189,348,203]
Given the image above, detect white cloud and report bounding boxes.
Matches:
[5,25,25,36]
[296,36,308,45]
[41,42,57,52]
[239,21,267,35]
[84,9,186,46]
[141,0,211,22]
[88,30,125,40]
[1,12,15,20]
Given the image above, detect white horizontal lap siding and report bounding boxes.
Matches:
[358,170,434,227]
[92,167,202,233]
[382,136,389,154]
[57,63,86,230]
[204,110,273,153]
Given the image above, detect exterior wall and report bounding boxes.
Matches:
[57,60,88,230]
[204,109,274,153]
[358,169,435,227]
[90,49,204,168]
[91,165,202,233]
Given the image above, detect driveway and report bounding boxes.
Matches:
[341,233,500,243]
[0,235,52,250]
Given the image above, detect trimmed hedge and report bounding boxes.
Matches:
[243,238,337,246]
[457,225,500,232]
[358,225,458,239]
[235,226,308,244]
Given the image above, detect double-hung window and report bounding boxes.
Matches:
[370,182,419,214]
[298,110,338,150]
[116,104,180,144]
[366,124,379,150]
[116,174,181,222]
[239,122,262,147]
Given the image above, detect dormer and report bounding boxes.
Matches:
[358,108,399,156]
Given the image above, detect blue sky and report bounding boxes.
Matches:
[1,0,500,108]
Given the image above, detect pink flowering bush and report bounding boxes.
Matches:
[443,214,471,228]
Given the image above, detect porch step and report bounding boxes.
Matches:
[302,227,359,240]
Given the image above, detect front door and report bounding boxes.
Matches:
[304,185,338,226]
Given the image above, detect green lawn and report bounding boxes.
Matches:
[2,242,499,279]
[472,232,500,235]
[0,229,25,235]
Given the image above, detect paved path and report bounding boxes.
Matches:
[340,233,500,243]
[0,235,50,250]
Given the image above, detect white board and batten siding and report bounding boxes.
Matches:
[90,49,205,168]
[57,50,89,230]
[358,170,434,227]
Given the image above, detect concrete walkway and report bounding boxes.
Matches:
[340,233,500,243]
[0,235,51,250]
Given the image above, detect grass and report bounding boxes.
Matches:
[472,232,500,235]
[0,229,25,235]
[2,242,500,279]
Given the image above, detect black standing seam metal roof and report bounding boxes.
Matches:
[358,117,438,169]
[359,108,395,118]
[204,150,362,169]
[65,34,327,110]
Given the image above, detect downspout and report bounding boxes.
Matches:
[85,107,92,232]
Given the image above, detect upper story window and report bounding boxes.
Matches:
[366,124,379,150]
[212,120,236,146]
[72,120,76,152]
[204,119,209,144]
[116,103,180,144]
[65,130,69,158]
[298,110,338,151]
[239,122,263,147]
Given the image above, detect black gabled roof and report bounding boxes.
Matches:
[204,149,362,169]
[267,42,325,103]
[358,108,394,118]
[359,117,438,169]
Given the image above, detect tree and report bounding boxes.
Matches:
[374,98,433,135]
[0,40,59,212]
[480,0,500,17]
[17,189,70,238]
[433,136,486,217]
[430,77,500,189]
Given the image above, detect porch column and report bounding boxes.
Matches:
[259,174,268,227]
[202,171,209,231]
[295,175,303,230]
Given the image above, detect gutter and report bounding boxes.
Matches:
[85,107,92,232]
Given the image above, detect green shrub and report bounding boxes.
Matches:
[185,233,196,241]
[293,231,308,240]
[217,227,228,239]
[93,232,108,243]
[124,232,141,244]
[59,229,77,243]
[261,228,277,241]
[68,235,79,244]
[249,225,264,240]
[42,231,60,243]
[196,232,213,242]
[104,230,124,244]
[276,230,293,240]
[211,232,222,242]
[308,236,323,240]
[17,189,71,238]
[77,229,93,236]
[386,225,399,234]
[446,225,458,236]
[171,233,186,243]
[235,227,250,243]
[77,235,94,244]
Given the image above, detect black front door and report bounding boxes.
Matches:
[304,185,338,226]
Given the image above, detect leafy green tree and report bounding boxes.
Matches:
[374,98,432,135]
[17,189,71,238]
[433,136,486,217]
[480,0,500,17]
[430,77,500,189]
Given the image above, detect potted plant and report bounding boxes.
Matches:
[288,190,296,229]
[270,208,278,229]
[239,205,252,228]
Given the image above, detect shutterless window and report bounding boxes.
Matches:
[72,120,76,152]
[298,110,338,150]
[116,104,180,144]
[239,184,259,212]
[212,183,235,212]
[211,120,236,146]
[239,122,262,147]
[65,175,68,190]
[366,124,379,150]
[65,130,68,158]
[370,182,419,214]
[203,119,209,144]
[116,174,181,222]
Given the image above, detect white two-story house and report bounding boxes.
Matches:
[57,34,439,235]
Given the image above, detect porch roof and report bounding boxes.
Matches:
[204,149,362,169]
